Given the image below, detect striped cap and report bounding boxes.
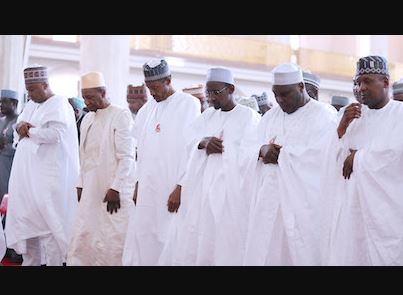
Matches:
[143,58,171,82]
[356,56,389,76]
[127,84,147,96]
[24,65,48,85]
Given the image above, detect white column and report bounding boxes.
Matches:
[79,35,130,107]
[0,35,31,106]
[370,35,389,58]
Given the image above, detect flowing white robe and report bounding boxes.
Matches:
[122,92,200,266]
[321,100,403,266]
[67,105,135,266]
[5,96,79,261]
[242,99,337,266]
[159,105,261,266]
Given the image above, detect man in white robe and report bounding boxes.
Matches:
[321,56,403,266]
[159,68,260,266]
[242,63,337,266]
[5,65,80,266]
[122,58,201,266]
[67,72,135,266]
[127,84,148,122]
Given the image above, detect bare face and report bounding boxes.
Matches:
[356,74,389,109]
[353,79,361,102]
[305,84,318,100]
[26,83,48,103]
[205,81,233,110]
[81,88,107,112]
[145,78,171,102]
[393,93,403,102]
[272,83,304,114]
[127,95,147,114]
[0,98,18,116]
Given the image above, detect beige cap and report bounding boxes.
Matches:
[81,72,106,89]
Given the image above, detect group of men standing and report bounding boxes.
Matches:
[1,54,402,266]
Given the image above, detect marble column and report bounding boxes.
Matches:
[79,35,130,107]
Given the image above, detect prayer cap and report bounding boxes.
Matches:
[356,55,389,76]
[81,72,106,89]
[68,97,85,110]
[0,89,18,100]
[24,64,48,85]
[143,58,171,82]
[183,84,204,95]
[238,96,259,112]
[303,70,321,88]
[272,63,303,86]
[392,78,403,95]
[127,84,147,97]
[206,67,235,85]
[331,95,349,107]
[254,92,268,107]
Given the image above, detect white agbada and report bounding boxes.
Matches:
[122,91,200,265]
[5,96,79,262]
[242,99,337,266]
[320,99,403,266]
[67,105,135,266]
[159,104,261,266]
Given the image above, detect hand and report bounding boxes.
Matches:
[343,149,357,179]
[198,137,224,155]
[337,103,361,138]
[167,185,181,213]
[260,143,282,164]
[133,181,138,205]
[16,121,33,139]
[77,187,82,202]
[103,189,121,214]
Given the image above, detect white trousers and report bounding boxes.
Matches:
[22,234,63,266]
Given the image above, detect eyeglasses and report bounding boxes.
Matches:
[205,86,228,97]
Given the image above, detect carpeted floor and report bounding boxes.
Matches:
[1,257,22,266]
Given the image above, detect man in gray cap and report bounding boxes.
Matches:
[322,55,403,266]
[243,63,336,266]
[159,67,261,266]
[392,78,403,102]
[253,92,273,115]
[123,58,201,266]
[331,95,349,112]
[127,84,148,121]
[5,65,79,266]
[303,70,321,100]
[0,90,19,204]
[0,89,22,264]
[353,76,362,103]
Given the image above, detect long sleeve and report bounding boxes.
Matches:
[110,110,135,193]
[28,120,66,145]
[177,99,201,186]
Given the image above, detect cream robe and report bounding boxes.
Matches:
[122,92,200,266]
[5,96,79,261]
[242,99,337,266]
[67,105,135,266]
[321,100,403,266]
